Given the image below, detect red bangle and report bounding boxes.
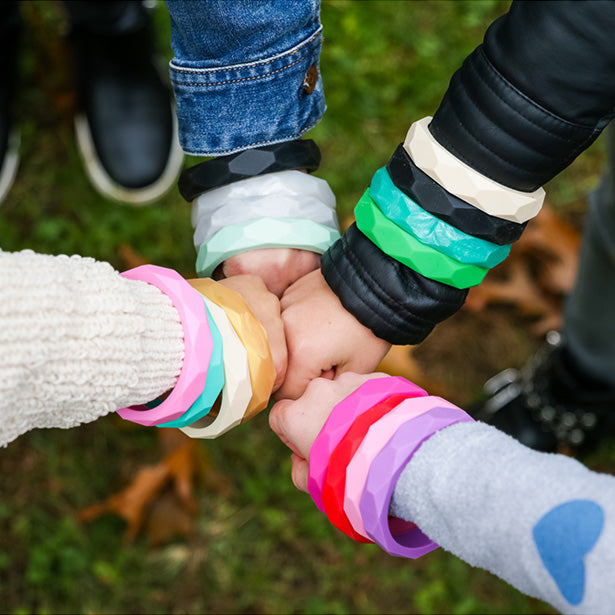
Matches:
[321,394,410,542]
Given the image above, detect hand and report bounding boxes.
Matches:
[276,269,391,400]
[214,248,321,298]
[215,275,288,393]
[269,372,388,491]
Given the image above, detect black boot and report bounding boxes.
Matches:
[67,1,183,205]
[476,332,615,453]
[0,1,21,205]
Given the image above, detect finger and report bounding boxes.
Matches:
[290,453,309,492]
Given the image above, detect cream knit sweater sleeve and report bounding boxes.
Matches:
[0,249,185,447]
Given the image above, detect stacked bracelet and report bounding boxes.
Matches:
[188,278,276,421]
[355,191,489,289]
[116,266,212,427]
[180,296,252,439]
[359,403,473,558]
[321,394,411,543]
[196,217,341,278]
[192,171,339,249]
[308,377,427,513]
[157,300,225,429]
[370,167,510,267]
[387,145,527,245]
[404,117,544,223]
[178,139,321,201]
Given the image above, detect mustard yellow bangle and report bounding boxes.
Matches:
[188,278,276,421]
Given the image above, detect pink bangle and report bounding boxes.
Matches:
[344,396,447,539]
[308,377,427,513]
[360,404,474,558]
[117,265,212,426]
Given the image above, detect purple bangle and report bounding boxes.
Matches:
[308,376,427,513]
[360,404,473,558]
[117,265,212,426]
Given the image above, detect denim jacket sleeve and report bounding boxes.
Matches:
[164,0,325,156]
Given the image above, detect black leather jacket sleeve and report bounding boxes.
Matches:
[322,0,615,345]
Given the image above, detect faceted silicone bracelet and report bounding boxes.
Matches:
[188,278,275,421]
[344,396,445,539]
[321,394,410,543]
[355,191,489,289]
[180,297,252,439]
[387,145,527,245]
[157,300,225,428]
[308,377,427,513]
[117,265,212,426]
[370,167,510,268]
[192,171,339,249]
[360,403,474,558]
[196,217,341,278]
[404,117,545,223]
[178,139,322,201]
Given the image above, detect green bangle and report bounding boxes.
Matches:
[196,217,341,278]
[354,191,488,288]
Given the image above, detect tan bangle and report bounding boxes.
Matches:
[188,278,275,421]
[403,117,545,223]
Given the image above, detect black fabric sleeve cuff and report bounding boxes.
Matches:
[321,224,468,345]
[430,1,615,192]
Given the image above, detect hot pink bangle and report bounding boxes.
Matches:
[308,377,427,513]
[344,396,447,539]
[360,404,474,558]
[117,265,212,426]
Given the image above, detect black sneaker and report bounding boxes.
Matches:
[0,6,21,205]
[476,332,615,454]
[71,14,183,205]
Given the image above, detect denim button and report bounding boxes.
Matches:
[303,64,318,94]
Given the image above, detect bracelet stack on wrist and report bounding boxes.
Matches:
[116,266,277,438]
[308,376,474,559]
[179,139,341,276]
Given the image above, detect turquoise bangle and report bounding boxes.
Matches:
[157,301,225,428]
[370,167,510,267]
[196,217,341,277]
[355,191,489,289]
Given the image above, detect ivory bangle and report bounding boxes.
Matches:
[404,117,544,223]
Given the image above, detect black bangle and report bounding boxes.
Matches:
[178,139,321,201]
[386,144,527,245]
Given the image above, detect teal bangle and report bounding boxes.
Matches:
[370,167,510,267]
[196,217,341,277]
[157,301,225,428]
[355,191,489,289]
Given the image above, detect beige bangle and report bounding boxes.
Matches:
[403,117,545,223]
[188,278,275,421]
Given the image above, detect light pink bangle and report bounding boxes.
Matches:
[117,265,212,426]
[344,396,452,539]
[308,377,427,513]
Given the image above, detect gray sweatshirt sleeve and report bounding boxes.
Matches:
[390,421,615,614]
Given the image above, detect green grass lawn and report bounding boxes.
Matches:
[0,1,607,613]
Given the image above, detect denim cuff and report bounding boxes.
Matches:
[169,26,325,156]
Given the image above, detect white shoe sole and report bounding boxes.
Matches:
[74,106,184,206]
[0,129,20,206]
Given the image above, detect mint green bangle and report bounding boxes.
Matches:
[157,300,225,428]
[370,167,510,267]
[355,191,489,289]
[196,217,341,278]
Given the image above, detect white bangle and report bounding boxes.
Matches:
[191,170,339,249]
[403,117,545,223]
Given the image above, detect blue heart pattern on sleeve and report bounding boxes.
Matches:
[533,500,604,606]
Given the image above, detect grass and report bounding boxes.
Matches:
[0,1,607,613]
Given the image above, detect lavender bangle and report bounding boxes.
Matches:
[308,377,427,513]
[360,405,474,558]
[117,265,212,426]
